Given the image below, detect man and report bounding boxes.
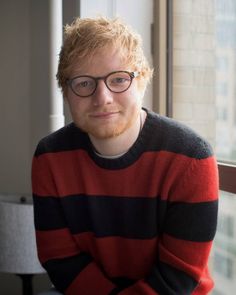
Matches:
[32,17,218,295]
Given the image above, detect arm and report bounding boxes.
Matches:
[32,148,117,295]
[111,155,219,295]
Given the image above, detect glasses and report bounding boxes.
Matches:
[67,71,139,97]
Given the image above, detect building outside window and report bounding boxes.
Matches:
[170,0,236,294]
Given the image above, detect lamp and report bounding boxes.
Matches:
[0,194,45,295]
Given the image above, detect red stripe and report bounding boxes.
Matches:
[192,267,214,295]
[169,156,219,203]
[159,233,212,280]
[32,150,218,202]
[32,156,58,197]
[73,232,158,279]
[36,229,80,263]
[65,262,115,295]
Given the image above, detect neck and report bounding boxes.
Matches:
[89,109,146,157]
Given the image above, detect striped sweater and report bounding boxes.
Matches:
[32,109,218,295]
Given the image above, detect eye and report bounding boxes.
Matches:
[108,73,131,86]
[73,78,95,89]
[78,81,90,88]
[112,77,128,84]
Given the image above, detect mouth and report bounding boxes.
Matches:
[89,111,120,119]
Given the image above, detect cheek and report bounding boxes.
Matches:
[65,100,85,124]
[66,94,88,112]
[66,97,78,113]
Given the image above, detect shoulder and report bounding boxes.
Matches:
[144,109,214,159]
[34,123,88,157]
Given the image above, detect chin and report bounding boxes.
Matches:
[78,120,131,139]
[88,125,126,139]
[75,110,139,139]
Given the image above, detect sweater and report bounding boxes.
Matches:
[32,109,219,295]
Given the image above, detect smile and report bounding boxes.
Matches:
[90,111,119,118]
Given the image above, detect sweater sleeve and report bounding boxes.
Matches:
[32,148,116,295]
[110,155,219,295]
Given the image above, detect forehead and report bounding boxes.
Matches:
[70,46,130,77]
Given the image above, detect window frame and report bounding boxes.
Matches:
[218,163,236,194]
[153,0,168,116]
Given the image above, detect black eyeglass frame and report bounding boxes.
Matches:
[66,71,139,97]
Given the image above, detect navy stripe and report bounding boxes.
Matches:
[34,194,159,238]
[60,195,159,239]
[43,252,92,292]
[146,261,198,295]
[165,200,218,242]
[33,195,217,242]
[61,195,158,238]
[34,123,88,157]
[147,112,213,160]
[33,195,67,230]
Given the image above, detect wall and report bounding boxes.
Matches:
[0,0,65,195]
[0,0,31,195]
[0,0,52,293]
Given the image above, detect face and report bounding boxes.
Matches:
[65,47,145,139]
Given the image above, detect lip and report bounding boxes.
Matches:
[89,111,119,119]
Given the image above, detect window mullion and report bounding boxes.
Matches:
[218,163,236,194]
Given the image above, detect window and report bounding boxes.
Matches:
[211,191,236,293]
[215,0,236,163]
[213,252,233,279]
[217,213,234,238]
[158,1,236,294]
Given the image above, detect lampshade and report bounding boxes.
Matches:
[0,194,45,274]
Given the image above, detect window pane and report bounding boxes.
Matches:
[210,191,236,294]
[215,0,236,163]
[172,0,236,164]
[172,0,216,147]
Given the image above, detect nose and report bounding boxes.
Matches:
[92,80,114,106]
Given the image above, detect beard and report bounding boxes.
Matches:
[88,121,131,139]
[74,108,140,140]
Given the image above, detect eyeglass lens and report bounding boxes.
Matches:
[70,71,133,97]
